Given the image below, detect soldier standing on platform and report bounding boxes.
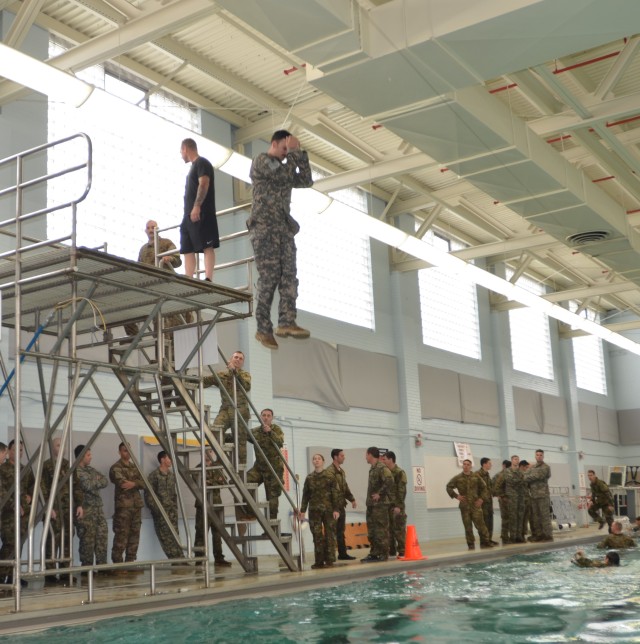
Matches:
[145,451,183,560]
[587,469,615,531]
[476,457,497,546]
[0,440,35,586]
[74,445,109,571]
[381,451,408,558]
[109,442,145,568]
[525,449,553,542]
[326,449,357,561]
[361,447,394,563]
[245,409,285,522]
[194,448,231,567]
[42,437,84,585]
[298,454,340,569]
[504,455,525,543]
[203,351,251,466]
[446,458,493,550]
[493,459,512,544]
[519,460,532,538]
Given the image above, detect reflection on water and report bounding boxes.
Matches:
[5,547,640,643]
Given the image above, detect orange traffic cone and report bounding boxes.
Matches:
[398,525,427,561]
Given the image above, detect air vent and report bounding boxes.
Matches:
[566,231,610,246]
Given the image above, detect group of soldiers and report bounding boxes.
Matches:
[296,447,408,569]
[446,450,553,550]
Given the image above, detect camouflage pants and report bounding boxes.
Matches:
[76,509,108,566]
[530,496,553,540]
[366,503,390,558]
[195,506,224,560]
[523,498,531,536]
[589,502,614,527]
[45,513,73,570]
[459,501,490,546]
[246,466,283,520]
[481,502,494,541]
[498,497,510,541]
[308,508,337,566]
[336,507,348,556]
[111,506,142,563]
[388,508,407,556]
[250,225,298,334]
[0,514,28,577]
[151,509,183,559]
[506,494,524,542]
[213,406,250,465]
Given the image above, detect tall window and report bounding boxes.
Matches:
[419,232,481,359]
[294,184,375,330]
[571,304,607,394]
[47,43,199,260]
[507,270,553,379]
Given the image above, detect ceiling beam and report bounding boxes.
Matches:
[452,233,558,261]
[3,0,47,48]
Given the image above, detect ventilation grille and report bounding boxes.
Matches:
[566,231,610,246]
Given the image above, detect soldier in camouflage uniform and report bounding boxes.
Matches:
[42,437,84,584]
[362,447,394,563]
[587,470,615,531]
[476,457,497,545]
[299,454,340,569]
[326,449,357,560]
[248,130,314,350]
[525,450,553,542]
[503,455,525,543]
[74,445,108,569]
[203,351,251,466]
[145,451,183,560]
[0,440,35,584]
[194,449,231,566]
[572,549,619,567]
[493,459,512,544]
[109,442,145,565]
[597,521,636,549]
[245,409,285,521]
[381,451,407,558]
[446,459,493,550]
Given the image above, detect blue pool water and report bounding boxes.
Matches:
[6,546,640,643]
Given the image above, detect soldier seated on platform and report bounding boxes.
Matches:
[202,351,251,466]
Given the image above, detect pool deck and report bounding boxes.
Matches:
[0,524,607,636]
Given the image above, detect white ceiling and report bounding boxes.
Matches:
[3,0,640,335]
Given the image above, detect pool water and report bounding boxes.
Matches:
[6,546,640,643]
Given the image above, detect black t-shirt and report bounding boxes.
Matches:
[184,156,215,217]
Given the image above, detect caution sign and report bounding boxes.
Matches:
[413,466,426,493]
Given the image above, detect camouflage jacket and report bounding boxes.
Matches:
[446,471,482,505]
[525,461,551,499]
[0,460,35,516]
[145,467,177,515]
[590,477,614,507]
[203,368,251,409]
[325,463,355,507]
[492,470,507,497]
[300,469,340,514]
[597,533,636,549]
[388,465,408,511]
[76,465,108,513]
[194,462,226,507]
[366,461,393,507]
[109,458,144,509]
[572,554,607,568]
[251,424,285,473]
[42,456,84,515]
[248,149,313,235]
[476,468,493,503]
[503,467,524,497]
[138,237,181,269]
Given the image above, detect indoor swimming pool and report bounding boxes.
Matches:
[6,546,640,643]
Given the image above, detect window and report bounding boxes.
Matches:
[507,270,553,379]
[418,232,481,359]
[47,43,199,260]
[294,186,375,329]
[571,304,607,394]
